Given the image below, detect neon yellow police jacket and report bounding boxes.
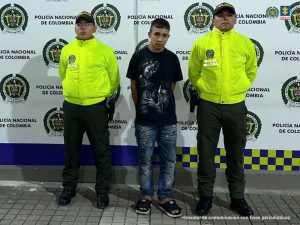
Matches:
[188,28,258,104]
[59,37,120,106]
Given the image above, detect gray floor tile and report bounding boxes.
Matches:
[1,183,300,225]
[99,222,112,225]
[11,220,26,225]
[48,222,61,225]
[60,222,74,225]
[23,221,37,225]
[63,216,76,222]
[186,221,200,225]
[125,217,138,223]
[26,215,40,220]
[3,214,16,220]
[87,216,101,222]
[0,220,13,225]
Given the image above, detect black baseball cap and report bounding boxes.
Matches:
[75,11,95,24]
[214,2,236,16]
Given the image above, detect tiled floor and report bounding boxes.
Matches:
[0,182,299,225]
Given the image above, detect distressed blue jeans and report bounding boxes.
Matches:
[135,124,177,200]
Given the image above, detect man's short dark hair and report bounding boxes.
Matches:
[149,18,170,32]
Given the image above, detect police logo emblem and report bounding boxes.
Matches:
[135,39,149,52]
[91,3,121,34]
[250,39,264,67]
[0,73,30,103]
[206,49,214,58]
[246,111,262,141]
[0,3,28,33]
[266,6,279,19]
[281,76,300,108]
[44,107,64,136]
[285,2,300,33]
[43,38,68,67]
[184,2,214,33]
[68,55,76,64]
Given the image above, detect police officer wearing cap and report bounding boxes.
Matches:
[188,2,257,217]
[58,11,120,209]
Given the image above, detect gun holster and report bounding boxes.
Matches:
[106,98,115,121]
[189,88,200,113]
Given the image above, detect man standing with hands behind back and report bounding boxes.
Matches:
[127,18,183,218]
[58,11,119,209]
[188,3,258,217]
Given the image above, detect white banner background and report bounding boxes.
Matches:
[0,0,299,152]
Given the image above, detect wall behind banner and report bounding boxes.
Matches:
[0,0,300,172]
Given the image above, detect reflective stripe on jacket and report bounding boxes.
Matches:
[188,28,257,104]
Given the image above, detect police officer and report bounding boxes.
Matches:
[188,3,257,216]
[58,11,120,209]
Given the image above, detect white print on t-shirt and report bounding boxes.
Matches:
[139,59,170,114]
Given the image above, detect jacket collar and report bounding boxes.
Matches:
[75,37,97,45]
[213,28,235,38]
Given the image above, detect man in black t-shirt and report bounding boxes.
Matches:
[126,18,183,218]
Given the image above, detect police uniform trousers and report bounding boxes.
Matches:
[62,100,111,194]
[196,99,247,200]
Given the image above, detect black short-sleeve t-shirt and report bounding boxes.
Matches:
[126,47,183,125]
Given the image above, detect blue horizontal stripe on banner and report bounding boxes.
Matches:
[0,143,138,166]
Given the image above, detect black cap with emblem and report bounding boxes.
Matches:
[75,11,95,24]
[214,2,236,16]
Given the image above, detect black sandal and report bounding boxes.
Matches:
[135,199,152,215]
[159,200,182,218]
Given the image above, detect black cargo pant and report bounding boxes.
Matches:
[196,99,247,199]
[62,100,111,194]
